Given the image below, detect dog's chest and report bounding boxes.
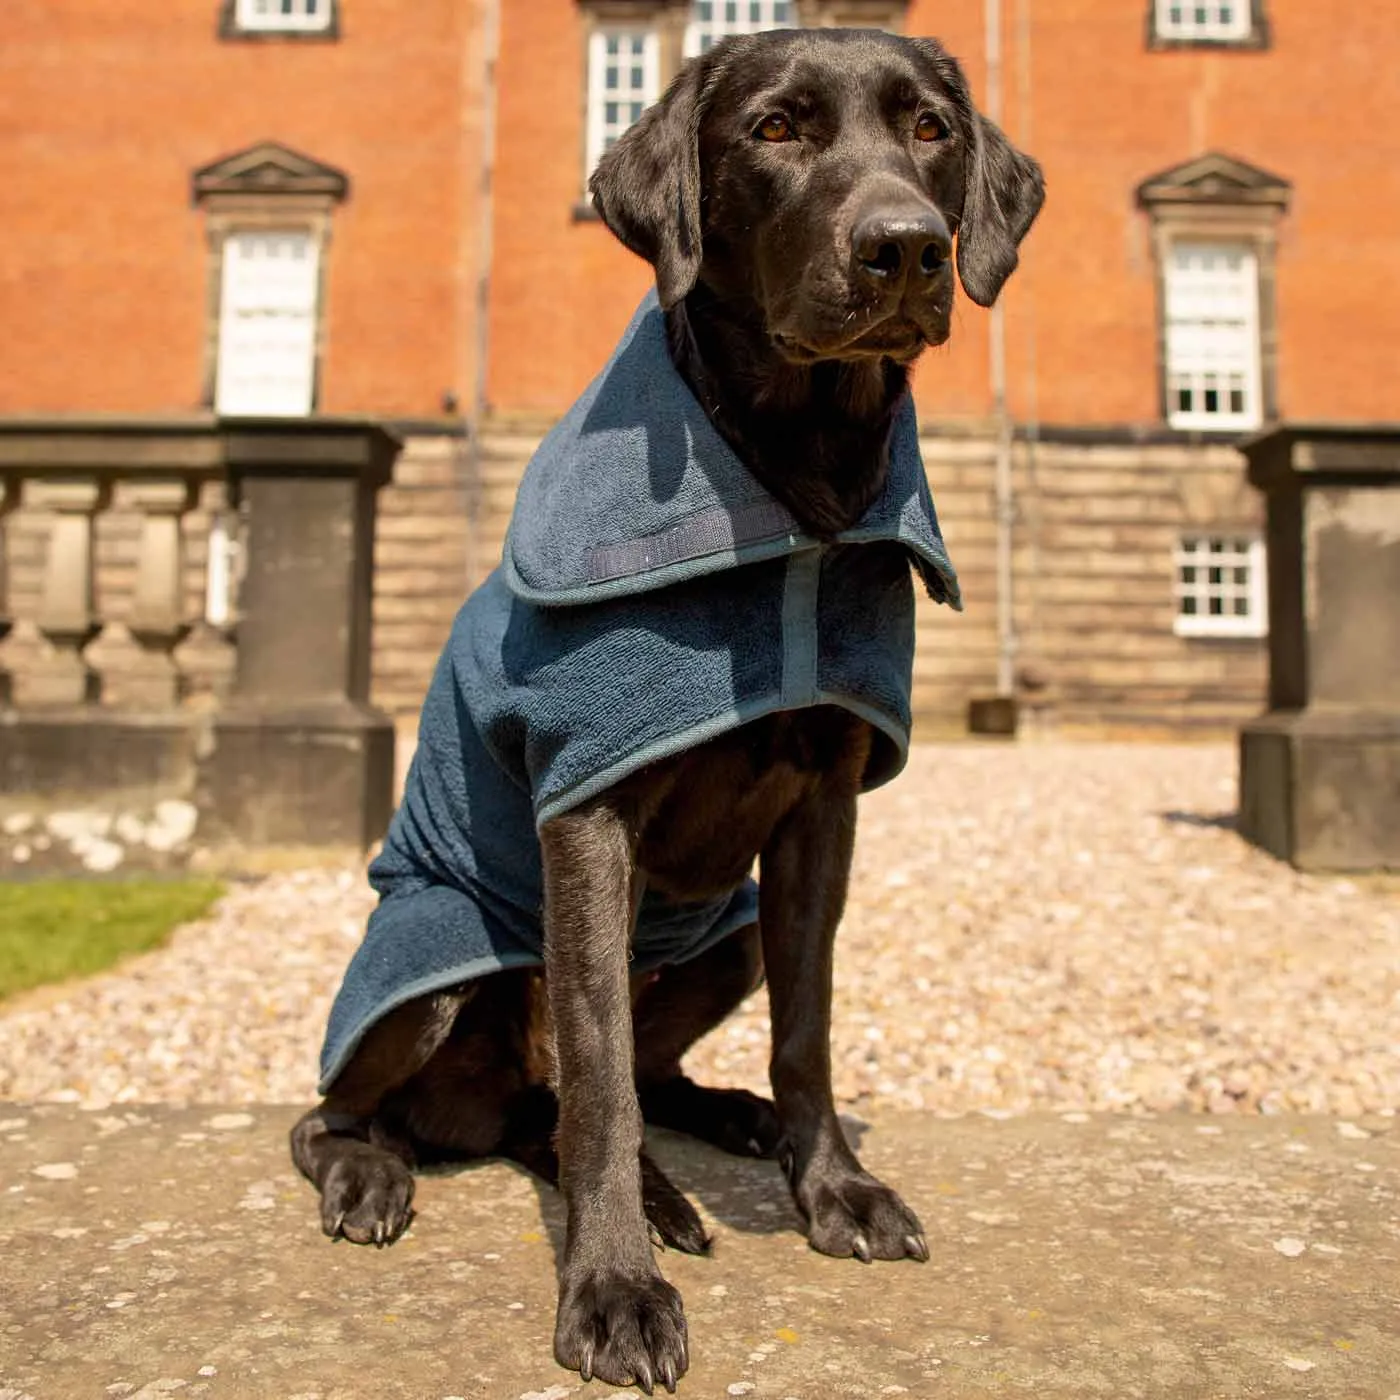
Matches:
[626,707,872,901]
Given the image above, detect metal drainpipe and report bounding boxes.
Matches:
[464,0,501,588]
[985,0,1016,699]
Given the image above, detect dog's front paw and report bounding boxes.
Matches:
[799,1170,928,1263]
[319,1146,415,1246]
[554,1268,688,1393]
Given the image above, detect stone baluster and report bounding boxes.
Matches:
[17,477,109,707]
[121,477,196,708]
[172,480,241,705]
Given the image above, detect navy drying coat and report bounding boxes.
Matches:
[318,294,961,1092]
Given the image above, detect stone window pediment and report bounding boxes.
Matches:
[1137,151,1290,216]
[193,142,350,208]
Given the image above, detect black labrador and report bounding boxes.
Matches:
[291,26,1042,1393]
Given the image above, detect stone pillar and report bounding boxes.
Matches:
[197,421,401,850]
[1238,424,1400,871]
[18,477,108,707]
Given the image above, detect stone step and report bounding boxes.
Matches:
[2,1105,1395,1397]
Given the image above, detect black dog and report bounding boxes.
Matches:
[292,27,1042,1393]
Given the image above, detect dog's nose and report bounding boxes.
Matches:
[852,210,952,283]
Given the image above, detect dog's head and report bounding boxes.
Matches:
[590,28,1044,364]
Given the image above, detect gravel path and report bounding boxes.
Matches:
[1,744,1395,1117]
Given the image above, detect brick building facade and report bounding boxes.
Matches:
[2,0,1396,735]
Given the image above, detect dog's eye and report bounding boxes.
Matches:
[915,113,948,142]
[755,114,794,142]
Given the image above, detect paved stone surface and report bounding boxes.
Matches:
[2,1106,1398,1397]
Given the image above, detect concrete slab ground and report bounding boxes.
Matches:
[0,1106,1396,1399]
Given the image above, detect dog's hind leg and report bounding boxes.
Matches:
[290,985,472,1246]
[633,923,781,1160]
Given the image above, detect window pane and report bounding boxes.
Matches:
[590,27,658,155]
[1175,533,1265,635]
[237,0,331,28]
[1158,0,1250,39]
[685,0,795,58]
[1165,240,1260,427]
[216,231,319,415]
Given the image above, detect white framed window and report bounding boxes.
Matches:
[585,27,661,177]
[214,230,320,416]
[234,0,333,32]
[1174,535,1267,638]
[683,0,794,58]
[1164,241,1261,431]
[1154,1,1251,42]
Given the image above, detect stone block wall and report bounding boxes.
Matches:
[411,421,1269,740]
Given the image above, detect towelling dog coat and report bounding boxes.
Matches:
[318,294,961,1092]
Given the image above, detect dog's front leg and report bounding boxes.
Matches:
[760,786,929,1264]
[542,802,688,1394]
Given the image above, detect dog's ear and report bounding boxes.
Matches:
[958,110,1045,307]
[915,43,1045,308]
[589,59,706,309]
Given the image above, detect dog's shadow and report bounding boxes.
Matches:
[422,1113,872,1272]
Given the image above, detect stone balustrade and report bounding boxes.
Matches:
[0,417,400,860]
[0,424,233,720]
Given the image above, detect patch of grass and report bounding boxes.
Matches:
[0,878,225,1004]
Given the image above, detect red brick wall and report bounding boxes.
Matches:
[5,2,1394,428]
[971,0,1400,426]
[485,0,656,415]
[487,0,1400,426]
[0,0,485,416]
